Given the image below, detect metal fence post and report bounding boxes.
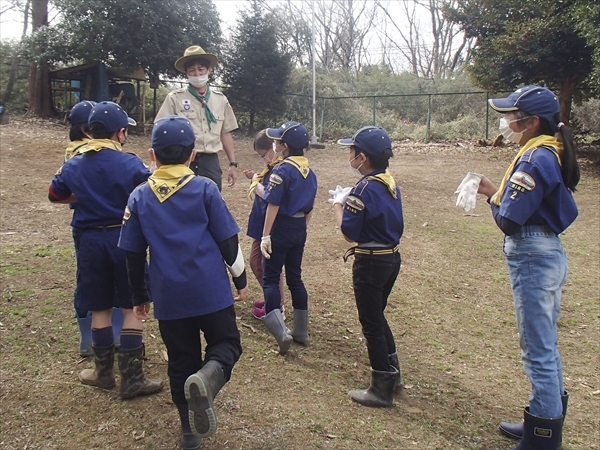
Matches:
[320,97,325,142]
[485,91,489,140]
[373,96,376,125]
[425,94,432,142]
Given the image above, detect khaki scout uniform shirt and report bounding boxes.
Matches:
[155,86,238,154]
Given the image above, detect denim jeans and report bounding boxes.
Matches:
[503,225,567,419]
[263,215,308,313]
[352,251,400,371]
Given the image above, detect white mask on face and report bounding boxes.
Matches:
[499,116,529,144]
[273,141,284,157]
[188,74,209,88]
[349,154,363,177]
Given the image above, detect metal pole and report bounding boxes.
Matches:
[485,91,489,140]
[425,94,431,142]
[373,97,376,125]
[310,0,317,145]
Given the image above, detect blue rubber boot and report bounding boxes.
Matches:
[112,307,124,348]
[76,311,93,357]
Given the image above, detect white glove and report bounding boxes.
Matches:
[455,172,481,212]
[254,183,265,198]
[260,235,272,259]
[328,185,353,205]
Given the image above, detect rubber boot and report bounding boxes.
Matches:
[500,391,569,445]
[79,344,116,389]
[112,307,124,348]
[118,345,164,399]
[176,403,203,450]
[349,367,397,407]
[511,407,563,450]
[184,360,227,438]
[76,311,93,357]
[290,309,309,345]
[263,309,292,355]
[388,353,403,393]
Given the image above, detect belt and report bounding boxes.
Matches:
[291,212,306,218]
[92,224,122,229]
[343,244,400,262]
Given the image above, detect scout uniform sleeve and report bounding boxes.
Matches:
[154,92,177,122]
[221,97,238,133]
[48,164,72,202]
[341,187,366,242]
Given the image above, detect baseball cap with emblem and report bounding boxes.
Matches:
[88,101,137,133]
[266,121,309,150]
[338,126,392,156]
[152,115,195,158]
[68,100,96,126]
[489,85,561,132]
[175,45,218,73]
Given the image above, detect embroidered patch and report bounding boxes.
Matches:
[345,195,365,212]
[509,171,536,191]
[269,174,283,185]
[122,206,131,222]
[182,99,191,111]
[157,183,171,198]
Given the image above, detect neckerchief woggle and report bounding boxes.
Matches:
[248,156,284,201]
[148,165,195,203]
[491,135,563,206]
[366,170,398,199]
[79,138,123,153]
[187,84,217,130]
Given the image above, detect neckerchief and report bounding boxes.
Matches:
[281,156,310,178]
[492,135,563,206]
[187,84,217,130]
[65,139,89,160]
[248,156,284,201]
[148,165,195,203]
[366,170,398,199]
[80,138,123,153]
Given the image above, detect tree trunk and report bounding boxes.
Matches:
[558,76,578,127]
[26,0,52,118]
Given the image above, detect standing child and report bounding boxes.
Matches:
[118,115,248,450]
[49,101,163,399]
[331,126,403,407]
[242,130,286,320]
[65,100,124,357]
[260,121,318,355]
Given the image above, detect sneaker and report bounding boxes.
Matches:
[253,300,265,308]
[252,306,285,321]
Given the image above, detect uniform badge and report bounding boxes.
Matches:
[55,166,63,176]
[157,183,171,198]
[122,206,131,223]
[182,99,191,111]
[269,174,283,185]
[345,195,365,213]
[510,171,536,191]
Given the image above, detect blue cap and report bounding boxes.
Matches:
[88,101,137,133]
[152,115,195,152]
[489,86,560,132]
[68,101,96,125]
[266,121,309,150]
[337,126,392,156]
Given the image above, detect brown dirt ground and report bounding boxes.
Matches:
[0,118,598,450]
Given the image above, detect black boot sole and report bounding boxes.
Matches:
[185,372,217,438]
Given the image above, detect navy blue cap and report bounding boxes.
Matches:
[88,101,136,133]
[266,121,309,150]
[152,115,195,153]
[489,86,560,132]
[337,126,392,156]
[68,100,96,125]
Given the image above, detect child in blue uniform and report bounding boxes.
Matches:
[65,100,124,357]
[475,86,579,450]
[260,121,318,355]
[331,126,403,407]
[49,101,163,400]
[118,115,247,450]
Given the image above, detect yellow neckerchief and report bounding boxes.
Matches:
[148,165,195,203]
[79,138,123,153]
[281,156,310,178]
[64,139,89,160]
[248,156,284,201]
[366,170,398,199]
[492,135,563,206]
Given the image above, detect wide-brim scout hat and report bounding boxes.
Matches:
[175,45,218,73]
[266,121,309,150]
[338,126,392,156]
[489,85,560,132]
[88,101,136,133]
[68,100,96,126]
[152,115,195,153]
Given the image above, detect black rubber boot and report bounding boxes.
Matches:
[176,404,203,450]
[511,407,563,450]
[78,344,115,389]
[118,345,164,399]
[263,309,293,355]
[349,367,397,407]
[500,391,568,446]
[184,360,227,438]
[290,309,309,345]
[388,353,403,393]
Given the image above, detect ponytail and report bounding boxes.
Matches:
[557,123,580,192]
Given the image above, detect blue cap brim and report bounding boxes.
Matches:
[127,117,137,127]
[265,128,283,140]
[488,98,519,112]
[337,137,354,146]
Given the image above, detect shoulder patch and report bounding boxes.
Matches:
[55,165,63,176]
[122,206,131,223]
[269,173,283,185]
[509,171,536,191]
[345,195,365,211]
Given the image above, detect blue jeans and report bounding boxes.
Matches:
[503,225,567,419]
[263,216,308,313]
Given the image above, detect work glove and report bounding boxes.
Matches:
[260,235,272,259]
[455,172,481,212]
[328,185,353,206]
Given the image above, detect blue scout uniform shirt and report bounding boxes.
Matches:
[264,156,317,216]
[247,165,277,240]
[50,149,150,228]
[497,147,578,235]
[118,173,240,320]
[342,170,404,244]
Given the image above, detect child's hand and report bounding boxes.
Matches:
[133,302,150,321]
[234,286,249,302]
[243,169,255,180]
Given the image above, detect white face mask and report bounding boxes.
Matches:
[349,154,363,177]
[499,116,529,144]
[188,74,209,88]
[273,141,284,157]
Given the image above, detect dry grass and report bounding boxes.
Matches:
[0,119,598,449]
